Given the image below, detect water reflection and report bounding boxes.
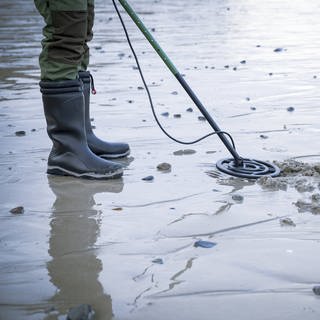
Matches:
[46,175,124,319]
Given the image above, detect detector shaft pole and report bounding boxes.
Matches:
[117,0,243,165]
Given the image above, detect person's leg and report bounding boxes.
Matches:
[78,0,130,159]
[34,0,123,179]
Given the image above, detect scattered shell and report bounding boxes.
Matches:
[274,47,285,52]
[194,240,217,249]
[280,217,296,227]
[157,162,172,171]
[15,131,26,136]
[232,194,244,203]
[152,258,163,264]
[313,286,320,295]
[10,206,24,214]
[142,175,154,181]
[173,149,196,156]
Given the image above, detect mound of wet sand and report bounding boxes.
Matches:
[257,160,320,214]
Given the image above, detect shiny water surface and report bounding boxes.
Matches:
[0,0,320,319]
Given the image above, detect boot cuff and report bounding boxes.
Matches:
[78,71,91,84]
[40,79,83,94]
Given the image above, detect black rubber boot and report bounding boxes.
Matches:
[40,79,123,179]
[79,71,130,159]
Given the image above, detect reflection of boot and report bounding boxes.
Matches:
[46,175,119,319]
[79,71,130,159]
[40,79,123,179]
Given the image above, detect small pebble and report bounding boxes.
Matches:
[269,72,273,76]
[313,286,320,295]
[280,217,296,227]
[287,106,295,112]
[161,112,169,117]
[224,65,229,69]
[171,91,178,95]
[152,258,163,264]
[240,60,246,64]
[260,134,268,139]
[67,304,95,320]
[157,162,172,171]
[246,97,250,101]
[206,150,217,154]
[151,28,156,32]
[173,149,196,156]
[15,131,26,136]
[186,107,193,112]
[274,47,285,52]
[137,86,144,90]
[198,116,206,121]
[142,175,154,181]
[313,75,317,79]
[10,206,24,214]
[194,240,217,249]
[232,194,244,203]
[112,207,123,211]
[250,106,256,110]
[174,114,181,118]
[127,100,134,104]
[233,67,237,71]
[31,128,36,132]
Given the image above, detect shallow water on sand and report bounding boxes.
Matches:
[1,0,320,319]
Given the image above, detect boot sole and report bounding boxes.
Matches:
[47,166,123,180]
[98,149,130,159]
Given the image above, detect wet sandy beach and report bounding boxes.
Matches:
[1,0,320,319]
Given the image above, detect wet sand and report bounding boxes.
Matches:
[1,0,320,319]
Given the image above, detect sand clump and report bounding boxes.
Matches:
[257,160,320,214]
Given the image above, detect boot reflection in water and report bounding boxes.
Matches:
[46,175,124,319]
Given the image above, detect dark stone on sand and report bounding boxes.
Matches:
[137,86,144,90]
[224,65,229,69]
[260,134,268,139]
[287,106,295,112]
[313,75,317,79]
[194,240,217,249]
[186,107,193,112]
[246,97,250,101]
[161,112,169,117]
[174,114,181,118]
[232,194,244,203]
[250,106,256,110]
[31,128,36,132]
[206,150,217,154]
[198,116,206,121]
[274,47,285,52]
[313,286,320,295]
[240,60,246,64]
[66,304,95,320]
[157,162,171,171]
[10,206,24,214]
[15,131,26,136]
[280,217,296,227]
[118,53,125,58]
[142,175,154,181]
[127,100,134,104]
[171,91,178,95]
[151,28,156,32]
[173,149,196,156]
[152,258,163,264]
[233,67,237,71]
[269,73,273,76]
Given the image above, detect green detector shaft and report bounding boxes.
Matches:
[116,0,281,179]
[117,0,242,165]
